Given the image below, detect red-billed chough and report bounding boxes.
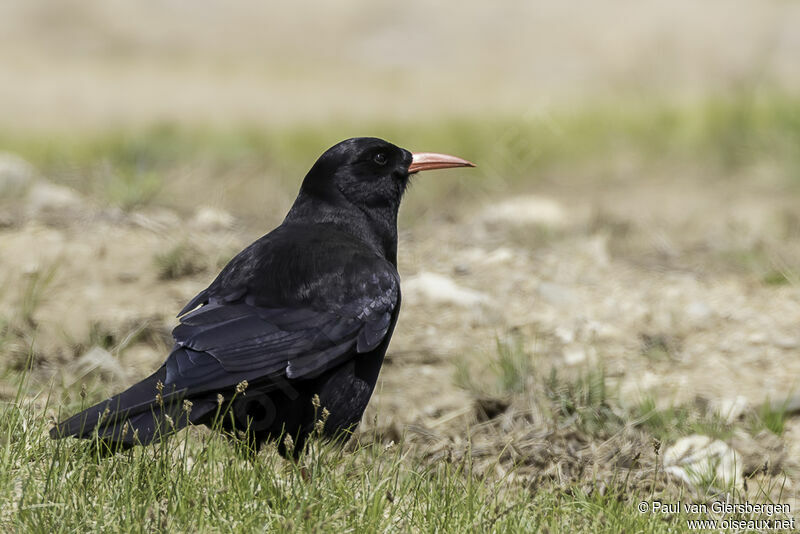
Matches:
[50,137,474,457]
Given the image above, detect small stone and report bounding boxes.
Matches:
[663,435,742,489]
[453,264,470,276]
[685,301,712,325]
[404,271,491,308]
[26,181,84,215]
[562,344,587,365]
[481,247,515,265]
[0,153,36,198]
[537,282,577,307]
[554,325,576,344]
[192,206,235,231]
[748,332,767,344]
[774,337,799,350]
[709,395,750,423]
[481,195,567,228]
[0,213,15,229]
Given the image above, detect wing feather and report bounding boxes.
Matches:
[164,269,399,394]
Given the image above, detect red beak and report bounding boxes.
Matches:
[408,152,476,174]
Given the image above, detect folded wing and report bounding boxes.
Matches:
[166,270,399,394]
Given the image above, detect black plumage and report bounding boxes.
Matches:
[50,137,474,456]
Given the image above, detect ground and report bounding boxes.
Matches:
[2,1,800,531]
[2,134,800,529]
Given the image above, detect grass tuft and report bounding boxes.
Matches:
[18,262,60,328]
[491,335,532,394]
[633,397,733,442]
[544,366,621,435]
[154,242,206,280]
[751,398,792,436]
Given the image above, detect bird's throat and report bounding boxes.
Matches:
[284,194,399,265]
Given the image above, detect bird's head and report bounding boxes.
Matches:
[286,137,474,262]
[296,137,474,212]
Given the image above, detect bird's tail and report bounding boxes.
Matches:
[50,365,216,447]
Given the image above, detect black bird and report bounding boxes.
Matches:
[50,137,474,456]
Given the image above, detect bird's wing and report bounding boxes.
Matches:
[164,269,399,393]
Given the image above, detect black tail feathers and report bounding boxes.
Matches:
[50,366,215,447]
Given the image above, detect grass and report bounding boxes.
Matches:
[1,90,798,222]
[0,383,705,533]
[751,398,793,436]
[456,335,621,436]
[632,397,734,443]
[103,169,164,211]
[0,340,792,532]
[490,335,532,394]
[18,262,60,329]
[719,245,800,287]
[154,242,207,281]
[0,263,60,372]
[543,366,621,436]
[0,327,795,531]
[454,335,535,396]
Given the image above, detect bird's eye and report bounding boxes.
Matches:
[373,152,387,165]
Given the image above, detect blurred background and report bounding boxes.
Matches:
[1,1,799,220]
[2,0,800,501]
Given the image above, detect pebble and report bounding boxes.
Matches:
[663,435,742,489]
[192,206,235,231]
[481,195,567,228]
[404,271,491,307]
[537,282,577,307]
[0,152,36,198]
[709,395,750,423]
[685,301,712,325]
[26,181,85,214]
[562,344,587,365]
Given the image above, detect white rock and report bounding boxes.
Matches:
[554,325,576,344]
[774,336,799,349]
[663,435,742,489]
[562,344,587,365]
[480,247,515,265]
[537,282,577,307]
[585,320,620,340]
[0,152,36,198]
[685,301,712,325]
[481,195,567,228]
[709,396,750,423]
[404,271,490,307]
[748,332,767,344]
[192,206,235,231]
[26,181,84,214]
